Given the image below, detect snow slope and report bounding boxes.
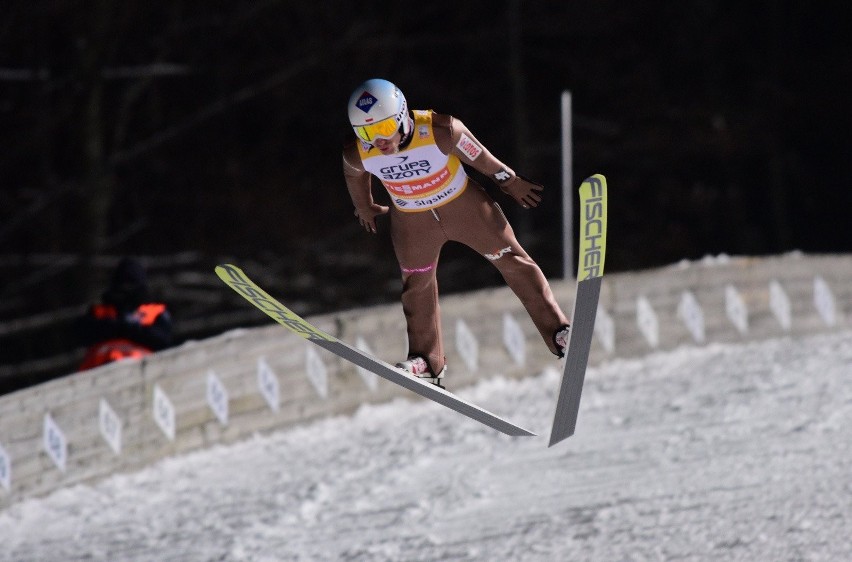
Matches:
[1,331,850,561]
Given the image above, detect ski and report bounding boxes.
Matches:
[215,264,535,437]
[549,174,608,446]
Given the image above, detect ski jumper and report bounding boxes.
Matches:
[348,110,569,374]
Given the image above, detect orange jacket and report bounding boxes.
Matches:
[78,302,172,371]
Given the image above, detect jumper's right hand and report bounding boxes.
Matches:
[354,203,389,234]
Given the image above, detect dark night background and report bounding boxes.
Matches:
[1,1,850,392]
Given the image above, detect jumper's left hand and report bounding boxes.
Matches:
[500,175,544,208]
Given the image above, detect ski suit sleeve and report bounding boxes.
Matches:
[434,113,544,209]
[342,142,389,234]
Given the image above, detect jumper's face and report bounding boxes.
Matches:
[372,132,401,155]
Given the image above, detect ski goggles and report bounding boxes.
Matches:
[353,116,399,143]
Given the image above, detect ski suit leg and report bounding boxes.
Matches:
[440,185,570,355]
[390,207,447,374]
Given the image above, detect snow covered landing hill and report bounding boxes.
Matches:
[1,330,850,561]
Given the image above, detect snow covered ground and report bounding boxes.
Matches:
[1,330,850,561]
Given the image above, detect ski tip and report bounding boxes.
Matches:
[214,263,249,284]
[214,263,233,276]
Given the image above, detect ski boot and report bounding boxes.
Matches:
[553,324,571,358]
[395,355,447,389]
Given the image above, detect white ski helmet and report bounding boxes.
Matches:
[347,78,411,144]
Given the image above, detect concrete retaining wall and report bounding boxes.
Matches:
[1,252,850,508]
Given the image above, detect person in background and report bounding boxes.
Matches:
[77,257,173,371]
[342,78,571,385]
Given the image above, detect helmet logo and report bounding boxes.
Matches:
[356,91,377,114]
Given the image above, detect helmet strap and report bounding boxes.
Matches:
[398,115,414,150]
